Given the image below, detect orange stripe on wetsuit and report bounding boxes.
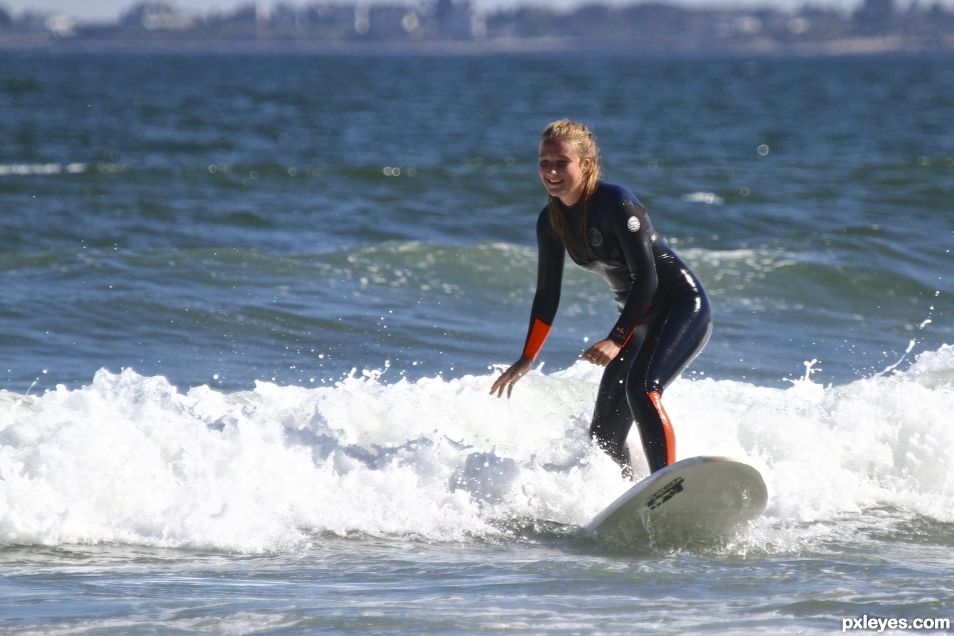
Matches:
[648,390,676,466]
[522,318,551,361]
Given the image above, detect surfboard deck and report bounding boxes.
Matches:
[583,456,767,548]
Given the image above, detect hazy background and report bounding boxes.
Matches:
[8,0,954,22]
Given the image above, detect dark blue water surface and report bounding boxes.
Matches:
[2,51,952,391]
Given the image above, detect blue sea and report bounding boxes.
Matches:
[1,50,953,633]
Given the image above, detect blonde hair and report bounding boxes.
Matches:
[541,119,602,253]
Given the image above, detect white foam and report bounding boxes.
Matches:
[681,191,724,205]
[0,162,124,177]
[1,345,952,553]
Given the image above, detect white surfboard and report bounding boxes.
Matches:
[583,456,767,548]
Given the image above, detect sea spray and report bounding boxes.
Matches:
[2,345,953,553]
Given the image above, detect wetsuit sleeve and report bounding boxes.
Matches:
[607,201,658,345]
[521,208,564,360]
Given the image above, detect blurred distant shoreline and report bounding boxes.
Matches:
[1,0,953,55]
[3,35,951,56]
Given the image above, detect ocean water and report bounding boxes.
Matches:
[1,50,953,633]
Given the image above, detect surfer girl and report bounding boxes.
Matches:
[490,119,712,478]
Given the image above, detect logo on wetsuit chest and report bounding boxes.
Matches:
[588,228,604,247]
[626,216,641,233]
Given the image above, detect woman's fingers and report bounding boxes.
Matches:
[580,339,623,367]
[490,373,510,397]
[489,358,530,398]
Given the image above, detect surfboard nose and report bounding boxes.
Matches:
[583,456,768,549]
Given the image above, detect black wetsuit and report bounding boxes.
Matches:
[521,182,712,474]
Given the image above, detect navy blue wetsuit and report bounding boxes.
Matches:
[521,182,712,475]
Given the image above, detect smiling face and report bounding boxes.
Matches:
[538,138,592,207]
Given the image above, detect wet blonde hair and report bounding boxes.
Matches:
[541,119,602,252]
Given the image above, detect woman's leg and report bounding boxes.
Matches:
[589,337,641,477]
[626,296,712,473]
[589,295,711,476]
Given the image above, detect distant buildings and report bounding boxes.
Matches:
[1,0,953,52]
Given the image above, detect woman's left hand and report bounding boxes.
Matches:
[580,338,622,366]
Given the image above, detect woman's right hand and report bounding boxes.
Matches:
[489,357,532,398]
